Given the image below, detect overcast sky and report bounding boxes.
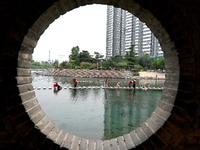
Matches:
[33,4,107,62]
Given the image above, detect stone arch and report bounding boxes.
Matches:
[1,0,200,149]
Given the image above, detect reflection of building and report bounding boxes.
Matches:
[106,5,163,58]
[103,90,135,139]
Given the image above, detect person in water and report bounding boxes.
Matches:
[105,79,108,87]
[116,82,120,88]
[53,82,62,90]
[128,80,132,88]
[73,78,77,88]
[133,79,136,91]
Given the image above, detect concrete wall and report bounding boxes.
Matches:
[0,0,200,149]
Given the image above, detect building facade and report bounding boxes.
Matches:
[106,5,163,59]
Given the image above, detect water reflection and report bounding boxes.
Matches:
[32,74,162,140]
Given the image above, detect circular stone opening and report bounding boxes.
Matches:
[19,1,179,149]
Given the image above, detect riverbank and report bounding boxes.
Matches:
[139,71,166,79]
[40,69,165,79]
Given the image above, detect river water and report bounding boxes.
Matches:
[32,72,164,140]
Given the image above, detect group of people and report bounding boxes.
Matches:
[53,82,62,91]
[53,78,78,91]
[128,79,136,90]
[105,79,136,90]
[54,78,136,90]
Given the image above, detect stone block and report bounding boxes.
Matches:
[17,84,33,93]
[71,136,80,150]
[26,104,41,118]
[41,121,55,136]
[20,91,36,102]
[117,136,127,150]
[135,127,148,143]
[141,122,153,138]
[96,140,103,150]
[22,35,37,48]
[79,138,88,150]
[154,107,171,120]
[146,118,160,133]
[129,131,141,147]
[17,59,31,68]
[23,98,38,110]
[151,112,166,127]
[123,134,135,149]
[158,100,174,112]
[161,94,176,104]
[88,140,95,150]
[17,68,31,76]
[62,133,74,149]
[47,125,61,141]
[31,110,45,124]
[16,76,32,85]
[35,116,50,130]
[55,130,67,145]
[103,140,110,150]
[110,138,118,150]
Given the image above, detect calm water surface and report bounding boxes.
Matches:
[32,73,163,140]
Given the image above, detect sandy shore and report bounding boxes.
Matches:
[139,71,166,79]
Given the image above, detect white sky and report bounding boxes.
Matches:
[33,4,107,62]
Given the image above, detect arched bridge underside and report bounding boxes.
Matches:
[0,0,200,149]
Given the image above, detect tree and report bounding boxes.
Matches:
[69,46,80,66]
[124,44,138,69]
[31,61,41,68]
[79,50,92,63]
[102,59,116,69]
[138,53,155,69]
[60,61,72,69]
[152,57,165,71]
[80,62,92,69]
[157,57,165,71]
[116,62,127,70]
[69,60,76,68]
[111,55,123,64]
[93,51,104,69]
[53,61,59,68]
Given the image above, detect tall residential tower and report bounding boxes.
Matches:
[106,5,163,59]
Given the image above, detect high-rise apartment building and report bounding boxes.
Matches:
[106,5,163,59]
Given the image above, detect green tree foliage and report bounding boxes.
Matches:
[116,62,127,69]
[138,53,155,69]
[53,61,59,68]
[60,61,72,69]
[152,57,165,71]
[69,46,80,66]
[31,61,41,68]
[80,62,92,69]
[93,51,104,69]
[102,59,116,69]
[79,50,93,63]
[31,60,51,69]
[124,44,138,69]
[69,60,76,68]
[111,55,123,64]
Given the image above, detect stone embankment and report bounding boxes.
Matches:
[42,69,133,79]
[40,69,166,79]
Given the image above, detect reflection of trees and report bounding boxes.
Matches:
[138,79,165,87]
[103,90,136,140]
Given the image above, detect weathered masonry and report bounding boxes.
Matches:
[0,0,200,149]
